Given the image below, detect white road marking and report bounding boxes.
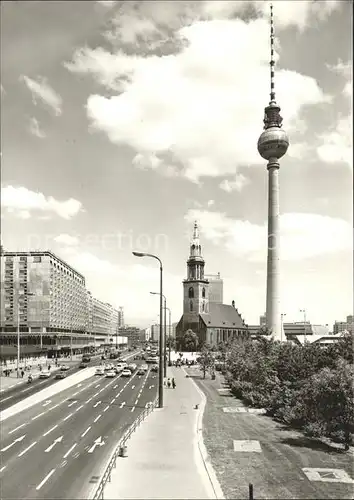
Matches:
[0,466,6,472]
[36,469,55,490]
[88,436,105,453]
[60,460,67,468]
[119,402,125,408]
[135,398,139,405]
[72,391,79,396]
[18,441,37,457]
[63,413,73,422]
[114,384,118,389]
[68,400,77,407]
[93,414,102,423]
[9,423,27,434]
[131,406,135,412]
[42,400,52,407]
[111,398,116,404]
[1,435,26,452]
[43,425,58,437]
[81,426,91,437]
[132,385,135,389]
[32,412,45,421]
[73,451,80,459]
[63,443,77,458]
[48,403,60,411]
[77,383,82,387]
[93,401,101,408]
[103,405,109,412]
[86,397,93,403]
[21,387,32,393]
[95,385,100,388]
[1,395,14,402]
[75,404,84,412]
[93,392,99,397]
[45,436,63,453]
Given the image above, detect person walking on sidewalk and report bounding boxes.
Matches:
[21,370,24,378]
[167,378,171,388]
[172,377,176,389]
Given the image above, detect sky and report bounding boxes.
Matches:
[1,0,352,330]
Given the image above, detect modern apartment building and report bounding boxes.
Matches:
[333,315,354,334]
[0,251,86,334]
[118,306,124,328]
[150,323,161,342]
[92,297,117,337]
[205,272,223,304]
[119,326,142,346]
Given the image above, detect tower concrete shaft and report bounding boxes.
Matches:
[266,159,281,339]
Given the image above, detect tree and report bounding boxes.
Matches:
[182,329,199,352]
[166,335,176,351]
[198,345,214,379]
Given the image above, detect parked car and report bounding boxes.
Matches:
[128,363,137,372]
[137,368,145,375]
[151,364,158,372]
[105,370,116,378]
[95,367,105,376]
[39,371,51,379]
[121,369,132,377]
[55,372,67,379]
[79,362,89,369]
[60,365,70,371]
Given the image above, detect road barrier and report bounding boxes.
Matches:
[91,397,158,500]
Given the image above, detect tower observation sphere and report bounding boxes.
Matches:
[258,126,289,161]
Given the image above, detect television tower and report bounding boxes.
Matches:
[257,4,289,340]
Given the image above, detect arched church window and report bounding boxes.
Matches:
[202,302,205,312]
[190,301,193,312]
[188,287,194,298]
[202,287,206,298]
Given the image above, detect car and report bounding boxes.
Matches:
[95,367,105,376]
[128,363,137,372]
[151,364,158,372]
[55,372,67,379]
[137,368,145,375]
[121,369,132,377]
[105,370,116,378]
[79,362,88,369]
[116,362,127,370]
[146,356,158,364]
[39,371,51,379]
[60,365,70,371]
[141,364,148,371]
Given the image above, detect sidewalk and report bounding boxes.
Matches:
[103,366,223,500]
[0,355,82,393]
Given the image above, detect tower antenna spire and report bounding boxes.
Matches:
[270,3,276,104]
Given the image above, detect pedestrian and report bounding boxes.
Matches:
[21,370,24,378]
[167,378,171,388]
[39,364,42,372]
[48,364,51,371]
[172,378,176,389]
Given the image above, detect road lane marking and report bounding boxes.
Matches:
[1,435,26,451]
[48,403,60,411]
[68,400,77,407]
[75,404,84,412]
[132,385,135,389]
[1,395,14,402]
[42,400,52,407]
[103,405,109,412]
[87,397,93,403]
[18,441,37,457]
[9,423,27,434]
[135,398,139,405]
[72,391,79,396]
[93,414,102,423]
[93,392,99,397]
[111,398,116,404]
[63,443,77,458]
[73,451,80,459]
[81,426,91,437]
[36,469,56,490]
[21,387,32,393]
[43,425,58,437]
[63,413,73,421]
[114,384,118,389]
[131,406,135,412]
[120,402,125,408]
[45,436,63,453]
[95,385,100,388]
[60,460,67,468]
[93,401,101,408]
[0,466,6,472]
[77,384,82,387]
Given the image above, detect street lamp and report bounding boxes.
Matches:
[300,309,307,344]
[150,291,167,377]
[280,313,286,342]
[165,306,172,364]
[17,292,35,378]
[133,252,164,408]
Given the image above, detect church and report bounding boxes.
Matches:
[176,222,249,348]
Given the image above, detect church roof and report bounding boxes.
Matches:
[200,303,246,329]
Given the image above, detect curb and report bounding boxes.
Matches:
[182,367,225,500]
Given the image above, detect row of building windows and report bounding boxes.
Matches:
[188,287,206,299]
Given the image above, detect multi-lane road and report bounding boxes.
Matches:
[0,361,157,499]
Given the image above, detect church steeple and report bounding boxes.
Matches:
[189,221,202,259]
[187,221,205,280]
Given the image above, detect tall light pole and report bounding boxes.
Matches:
[280,313,286,342]
[133,252,164,408]
[150,291,167,377]
[165,306,172,364]
[300,309,307,345]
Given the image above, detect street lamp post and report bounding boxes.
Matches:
[300,309,307,345]
[133,252,164,408]
[150,291,167,377]
[165,306,172,364]
[280,313,286,342]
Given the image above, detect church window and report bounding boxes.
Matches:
[202,287,206,298]
[188,287,194,298]
[190,301,193,312]
[202,302,205,312]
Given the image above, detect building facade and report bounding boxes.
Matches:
[150,324,160,342]
[119,326,142,346]
[176,222,248,348]
[205,273,223,304]
[333,315,354,334]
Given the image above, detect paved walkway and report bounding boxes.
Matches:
[0,355,82,392]
[103,366,223,499]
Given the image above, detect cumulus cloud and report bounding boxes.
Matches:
[20,75,62,116]
[28,117,46,138]
[1,185,83,220]
[185,209,352,262]
[317,60,352,167]
[54,234,80,246]
[219,174,250,193]
[67,15,328,183]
